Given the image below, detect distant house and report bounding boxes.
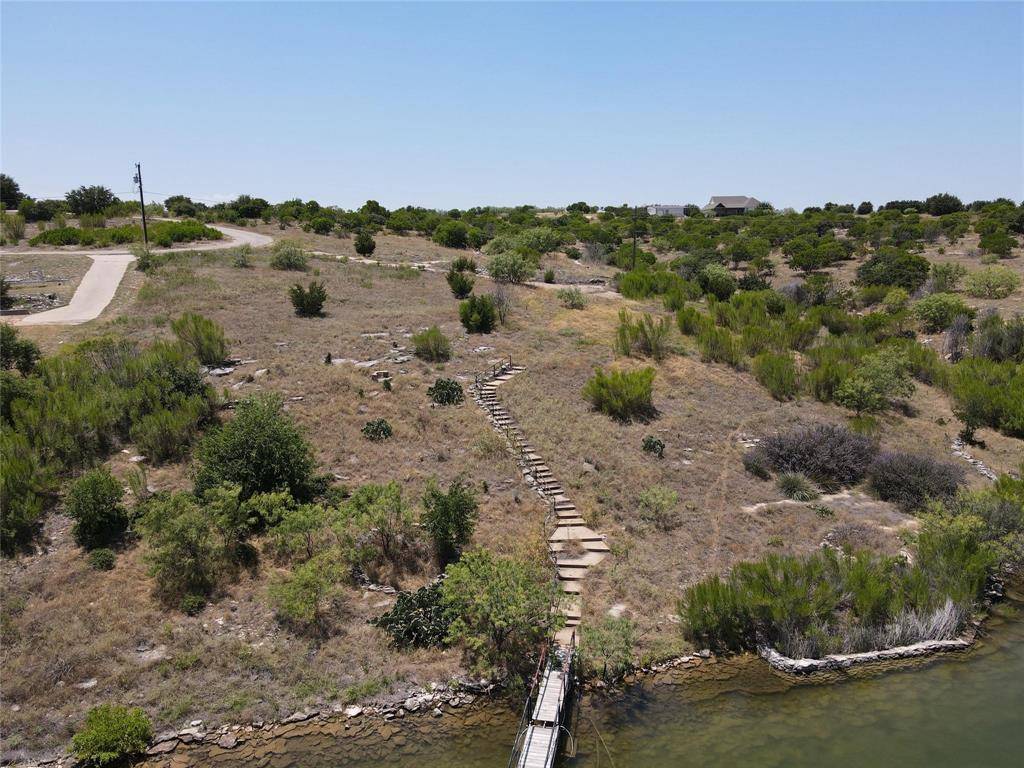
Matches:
[646,204,688,218]
[701,196,761,216]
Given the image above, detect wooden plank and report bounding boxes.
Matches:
[532,667,564,723]
[517,725,558,768]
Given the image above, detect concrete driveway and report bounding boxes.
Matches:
[6,224,273,327]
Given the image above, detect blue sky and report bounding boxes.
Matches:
[2,1,1021,210]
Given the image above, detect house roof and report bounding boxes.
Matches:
[702,196,761,209]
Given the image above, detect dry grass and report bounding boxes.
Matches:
[5,227,1022,758]
[1,252,93,309]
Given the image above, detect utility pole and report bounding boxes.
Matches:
[626,205,634,272]
[134,162,149,246]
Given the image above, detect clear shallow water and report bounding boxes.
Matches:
[156,594,1023,767]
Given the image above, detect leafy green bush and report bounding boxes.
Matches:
[130,397,207,464]
[269,552,344,636]
[171,312,227,365]
[638,485,680,530]
[371,582,450,648]
[459,295,497,333]
[488,252,533,284]
[0,429,47,555]
[361,418,393,441]
[963,266,1021,299]
[979,229,1016,256]
[676,306,706,336]
[856,247,930,291]
[440,549,559,678]
[642,434,665,458]
[543,268,555,283]
[451,255,477,272]
[446,267,474,298]
[354,231,377,256]
[557,287,587,309]
[697,263,737,300]
[752,352,799,400]
[697,325,742,368]
[289,280,328,317]
[1,324,40,375]
[194,394,319,501]
[583,367,656,422]
[615,310,671,362]
[835,348,915,414]
[867,451,965,511]
[341,481,415,563]
[950,357,1024,439]
[412,325,452,362]
[270,241,309,271]
[433,219,470,248]
[88,548,116,571]
[929,262,966,293]
[66,467,127,550]
[1,211,25,241]
[421,478,478,564]
[71,704,152,766]
[427,377,464,406]
[30,220,221,248]
[913,293,975,332]
[776,472,819,501]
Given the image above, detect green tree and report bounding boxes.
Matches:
[446,267,474,298]
[421,478,478,564]
[194,394,319,501]
[856,247,930,291]
[925,193,964,216]
[0,173,23,209]
[441,549,560,677]
[66,467,127,550]
[354,230,376,256]
[0,324,40,375]
[289,280,328,317]
[65,185,117,216]
[71,704,152,766]
[268,551,344,636]
[433,219,470,248]
[139,493,221,606]
[343,481,414,562]
[579,616,637,681]
[459,294,498,333]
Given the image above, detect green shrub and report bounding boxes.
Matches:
[66,468,127,550]
[139,492,222,605]
[979,229,1016,256]
[856,247,931,291]
[752,352,799,400]
[557,287,587,309]
[641,434,665,458]
[88,548,117,571]
[440,549,559,678]
[913,293,975,332]
[451,255,477,272]
[488,252,533,284]
[615,310,671,362]
[951,357,1024,439]
[433,219,470,248]
[867,451,965,511]
[776,472,819,501]
[697,263,737,300]
[269,552,344,636]
[412,325,452,362]
[676,306,706,336]
[194,394,319,501]
[421,478,478,564]
[1,211,25,241]
[427,377,464,406]
[361,418,393,441]
[929,262,966,293]
[270,241,309,271]
[289,280,328,317]
[459,295,497,333]
[740,324,782,356]
[171,312,227,365]
[371,582,450,648]
[354,231,376,256]
[130,397,207,464]
[697,326,742,368]
[446,268,474,298]
[71,704,152,766]
[638,485,680,530]
[963,266,1021,299]
[835,348,914,414]
[0,429,47,555]
[1,324,40,375]
[543,268,555,284]
[582,367,656,422]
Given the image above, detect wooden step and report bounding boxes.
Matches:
[559,581,582,594]
[557,566,587,580]
[556,550,606,568]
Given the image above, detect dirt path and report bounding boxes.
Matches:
[5,224,273,327]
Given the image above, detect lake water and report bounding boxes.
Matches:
[155,590,1023,767]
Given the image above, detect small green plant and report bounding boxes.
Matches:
[451,255,478,272]
[289,280,328,317]
[71,704,152,766]
[421,478,478,565]
[697,325,742,368]
[459,294,498,333]
[180,594,207,616]
[556,287,587,309]
[543,268,555,283]
[231,244,252,268]
[776,472,819,501]
[354,230,376,256]
[752,352,799,401]
[583,367,656,422]
[270,241,309,271]
[446,267,474,298]
[171,312,227,365]
[488,252,533,284]
[412,325,452,362]
[913,293,975,332]
[362,418,393,441]
[88,548,117,571]
[641,435,665,458]
[615,309,672,361]
[427,377,464,405]
[810,504,835,519]
[371,582,450,648]
[638,485,680,531]
[66,468,128,550]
